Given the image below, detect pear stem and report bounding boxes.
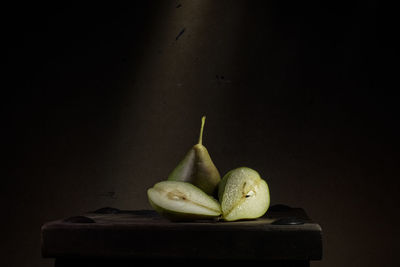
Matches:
[198,116,206,145]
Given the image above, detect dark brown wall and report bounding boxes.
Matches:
[3,1,396,267]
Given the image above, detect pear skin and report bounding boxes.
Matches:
[167,116,221,196]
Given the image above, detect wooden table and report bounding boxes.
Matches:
[41,205,322,266]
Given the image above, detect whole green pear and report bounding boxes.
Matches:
[168,116,221,196]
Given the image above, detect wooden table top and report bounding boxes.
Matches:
[41,205,322,261]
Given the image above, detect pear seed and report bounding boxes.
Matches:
[245,190,255,198]
[167,190,187,201]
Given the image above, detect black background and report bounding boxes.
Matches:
[3,1,396,266]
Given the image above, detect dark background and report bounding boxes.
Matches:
[3,1,396,266]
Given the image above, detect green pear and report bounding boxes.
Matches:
[147,180,222,221]
[218,167,270,221]
[167,116,221,196]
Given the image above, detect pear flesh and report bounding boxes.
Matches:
[219,167,270,221]
[147,181,222,221]
[168,116,221,196]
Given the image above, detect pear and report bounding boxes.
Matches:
[167,116,221,196]
[147,180,222,221]
[218,167,270,221]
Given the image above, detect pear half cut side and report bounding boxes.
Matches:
[147,180,222,221]
[219,167,270,221]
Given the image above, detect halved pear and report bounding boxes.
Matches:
[147,180,222,221]
[218,167,270,221]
